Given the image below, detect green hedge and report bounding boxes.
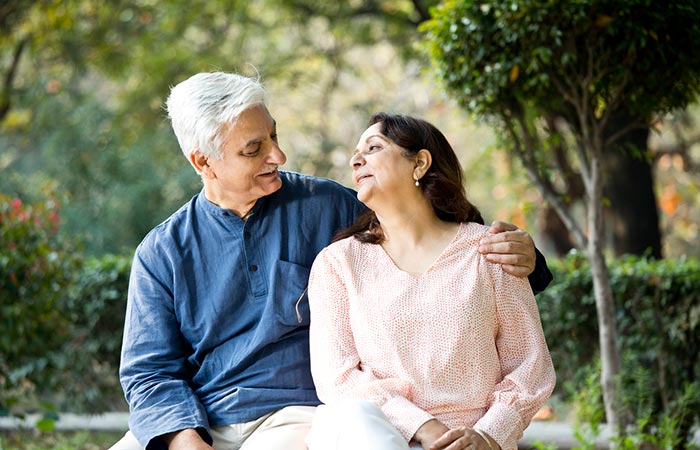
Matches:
[3,194,699,426]
[1,194,130,415]
[1,194,81,416]
[538,251,700,437]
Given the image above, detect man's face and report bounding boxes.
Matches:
[204,104,287,210]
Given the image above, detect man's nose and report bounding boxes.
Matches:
[269,143,287,165]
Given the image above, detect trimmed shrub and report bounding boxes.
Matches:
[538,251,700,439]
[0,194,82,415]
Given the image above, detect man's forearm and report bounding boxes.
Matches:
[162,428,213,450]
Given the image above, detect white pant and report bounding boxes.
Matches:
[307,399,422,450]
[108,405,316,450]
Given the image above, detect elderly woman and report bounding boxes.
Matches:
[307,113,555,450]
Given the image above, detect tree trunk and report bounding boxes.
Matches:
[588,155,623,438]
[603,113,662,258]
[541,206,575,256]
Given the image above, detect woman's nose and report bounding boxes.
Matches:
[349,152,364,168]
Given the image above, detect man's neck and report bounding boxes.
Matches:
[203,188,257,219]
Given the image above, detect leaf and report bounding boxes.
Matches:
[35,417,56,432]
[509,64,519,83]
[595,15,614,27]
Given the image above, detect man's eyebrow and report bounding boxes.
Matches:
[243,121,277,148]
[244,137,263,148]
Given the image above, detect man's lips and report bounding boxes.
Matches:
[258,168,279,177]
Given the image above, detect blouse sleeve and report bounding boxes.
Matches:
[308,246,434,441]
[475,262,556,450]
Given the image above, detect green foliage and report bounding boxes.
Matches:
[1,193,131,414]
[539,252,700,444]
[568,363,604,450]
[571,371,700,449]
[56,253,132,412]
[0,194,82,414]
[0,430,125,450]
[421,0,700,121]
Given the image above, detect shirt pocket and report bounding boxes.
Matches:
[272,259,311,326]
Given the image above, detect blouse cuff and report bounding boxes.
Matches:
[474,403,523,450]
[382,396,435,442]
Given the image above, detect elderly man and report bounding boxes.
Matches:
[110,72,551,450]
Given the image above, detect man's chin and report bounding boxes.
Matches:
[261,177,283,196]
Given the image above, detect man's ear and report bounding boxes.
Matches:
[189,150,213,178]
[414,149,432,179]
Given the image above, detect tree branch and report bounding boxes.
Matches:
[0,36,28,122]
[503,110,588,249]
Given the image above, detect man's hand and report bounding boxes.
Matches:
[478,220,536,278]
[413,419,450,450]
[163,428,213,450]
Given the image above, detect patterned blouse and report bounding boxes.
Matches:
[308,222,556,450]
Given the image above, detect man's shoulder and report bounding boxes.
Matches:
[136,194,199,252]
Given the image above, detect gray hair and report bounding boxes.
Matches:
[165,72,267,160]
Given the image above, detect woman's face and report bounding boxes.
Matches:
[349,122,417,206]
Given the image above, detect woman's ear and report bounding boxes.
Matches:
[189,150,213,178]
[414,149,432,179]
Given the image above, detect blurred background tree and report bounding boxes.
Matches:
[2,0,698,258]
[421,0,700,439]
[1,1,699,441]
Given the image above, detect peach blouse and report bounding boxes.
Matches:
[308,222,555,450]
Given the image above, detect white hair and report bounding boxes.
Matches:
[165,72,267,160]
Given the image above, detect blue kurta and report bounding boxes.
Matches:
[119,171,364,448]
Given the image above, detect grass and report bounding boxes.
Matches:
[0,430,125,450]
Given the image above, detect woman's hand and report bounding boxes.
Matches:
[427,426,500,450]
[413,419,450,450]
[478,220,536,278]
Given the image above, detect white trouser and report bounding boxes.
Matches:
[108,405,316,450]
[306,399,422,450]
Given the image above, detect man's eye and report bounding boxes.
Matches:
[271,133,278,142]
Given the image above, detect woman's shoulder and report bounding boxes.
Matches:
[457,221,492,242]
[320,235,368,258]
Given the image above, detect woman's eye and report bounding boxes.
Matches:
[368,144,381,152]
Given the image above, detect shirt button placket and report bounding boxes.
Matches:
[243,225,266,296]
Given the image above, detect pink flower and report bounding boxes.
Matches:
[11,198,22,211]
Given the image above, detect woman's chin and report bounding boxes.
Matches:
[356,188,371,205]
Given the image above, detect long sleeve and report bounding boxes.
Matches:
[120,250,210,449]
[308,248,434,441]
[475,263,556,450]
[528,248,553,295]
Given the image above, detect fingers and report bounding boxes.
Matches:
[479,236,533,255]
[479,227,537,278]
[429,427,483,450]
[479,229,533,249]
[495,262,534,278]
[488,220,518,233]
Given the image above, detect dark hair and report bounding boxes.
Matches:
[335,112,483,244]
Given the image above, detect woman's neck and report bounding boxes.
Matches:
[375,198,453,247]
[374,198,460,275]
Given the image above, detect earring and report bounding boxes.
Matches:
[414,176,420,187]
